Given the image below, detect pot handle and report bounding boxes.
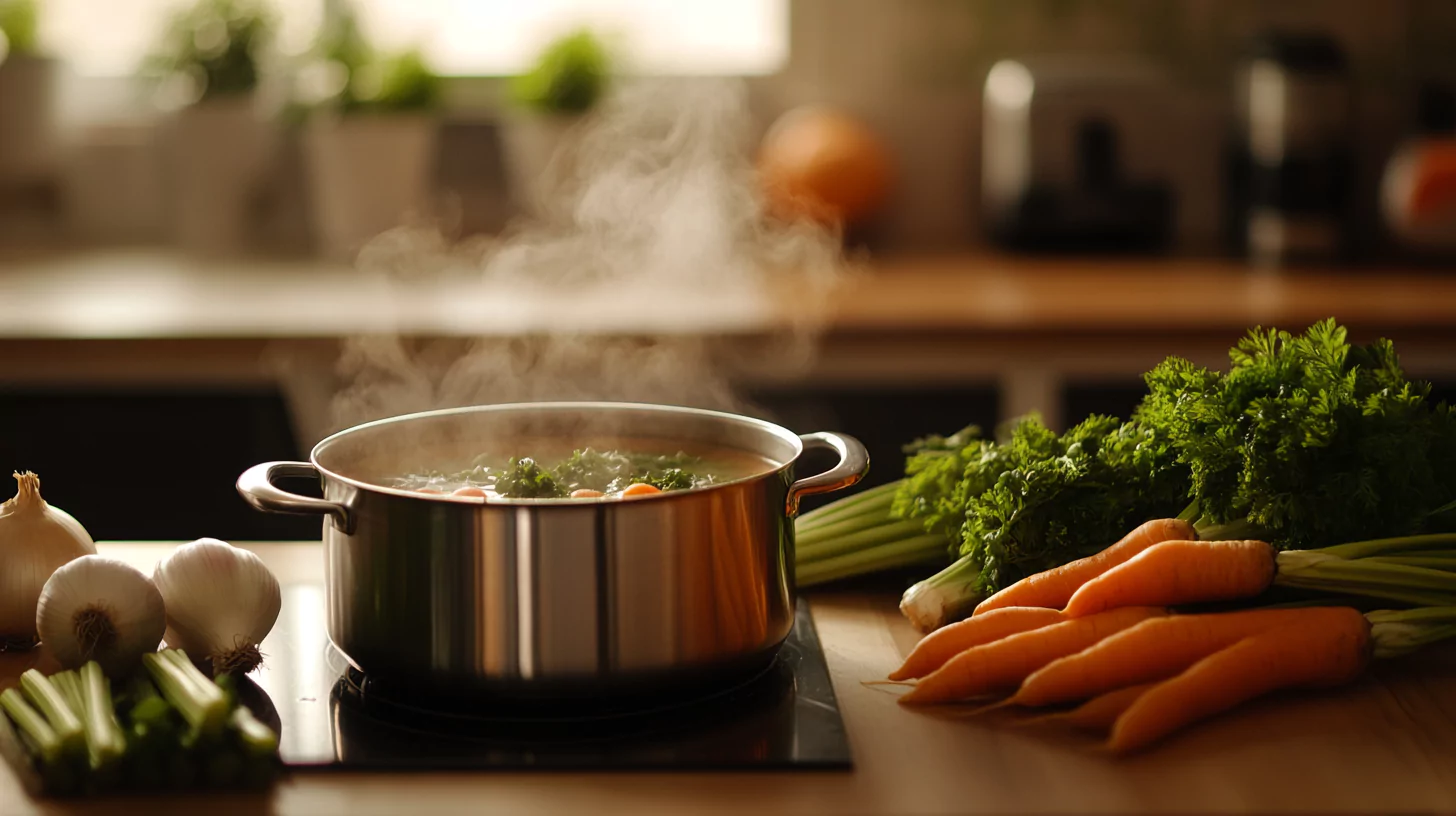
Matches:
[787,432,871,516]
[236,462,355,535]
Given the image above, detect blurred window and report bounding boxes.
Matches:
[41,0,789,77]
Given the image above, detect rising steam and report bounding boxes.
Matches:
[327,78,850,435]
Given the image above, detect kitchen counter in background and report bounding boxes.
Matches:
[4,249,1456,430]
[5,541,1456,816]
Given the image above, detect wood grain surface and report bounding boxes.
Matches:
[3,542,1456,815]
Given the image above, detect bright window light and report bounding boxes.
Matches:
[41,0,788,78]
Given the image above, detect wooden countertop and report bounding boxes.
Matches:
[3,249,1456,341]
[5,542,1456,815]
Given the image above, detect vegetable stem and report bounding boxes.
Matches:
[797,519,929,561]
[142,651,228,738]
[795,481,900,528]
[20,670,85,760]
[1367,607,1456,658]
[797,535,947,586]
[51,671,84,717]
[898,553,986,631]
[231,707,279,757]
[1318,533,1456,560]
[1365,555,1456,571]
[795,498,901,544]
[80,662,125,769]
[1276,552,1456,593]
[0,688,62,765]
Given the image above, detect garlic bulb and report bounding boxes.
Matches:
[0,472,97,649]
[36,555,166,676]
[152,538,281,675]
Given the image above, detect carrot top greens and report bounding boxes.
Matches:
[1140,319,1456,549]
[798,319,1456,630]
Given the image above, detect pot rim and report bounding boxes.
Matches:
[308,400,804,506]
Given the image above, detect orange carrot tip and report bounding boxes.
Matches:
[1107,607,1370,754]
[1030,683,1157,732]
[974,518,1196,616]
[898,605,1167,706]
[1011,606,1346,709]
[890,606,1065,681]
[1062,539,1276,618]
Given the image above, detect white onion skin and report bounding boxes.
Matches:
[36,555,166,676]
[152,538,282,674]
[0,473,97,647]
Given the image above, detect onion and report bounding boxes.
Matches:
[36,555,166,676]
[0,472,97,649]
[757,105,893,227]
[153,538,281,675]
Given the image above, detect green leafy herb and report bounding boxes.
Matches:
[492,457,568,499]
[1140,319,1456,548]
[797,318,1456,632]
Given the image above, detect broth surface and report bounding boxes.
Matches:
[391,436,777,500]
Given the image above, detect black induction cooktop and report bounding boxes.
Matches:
[248,584,852,771]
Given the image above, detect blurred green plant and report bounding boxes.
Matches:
[0,0,39,57]
[510,29,610,115]
[306,3,440,114]
[142,0,274,101]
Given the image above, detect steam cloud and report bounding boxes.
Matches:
[327,78,850,435]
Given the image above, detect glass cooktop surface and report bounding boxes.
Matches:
[248,588,852,771]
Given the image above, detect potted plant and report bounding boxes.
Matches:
[0,0,58,188]
[500,29,611,215]
[144,0,276,256]
[300,4,442,261]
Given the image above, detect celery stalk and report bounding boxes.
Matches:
[796,535,947,587]
[898,553,986,632]
[20,670,84,760]
[80,662,125,769]
[0,689,62,766]
[143,651,228,738]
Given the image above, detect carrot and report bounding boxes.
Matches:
[890,607,1065,681]
[570,488,605,498]
[1025,683,1157,732]
[1108,606,1370,754]
[1063,539,1276,618]
[620,483,663,497]
[1010,606,1340,707]
[452,486,488,498]
[898,606,1166,705]
[974,519,1196,616]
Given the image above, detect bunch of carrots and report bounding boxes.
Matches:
[886,518,1456,753]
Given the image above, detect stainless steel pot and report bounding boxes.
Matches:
[237,402,868,698]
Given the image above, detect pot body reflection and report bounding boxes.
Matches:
[238,402,868,697]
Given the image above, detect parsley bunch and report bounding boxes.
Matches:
[1142,319,1456,548]
[800,318,1456,631]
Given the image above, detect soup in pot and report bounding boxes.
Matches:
[392,440,776,500]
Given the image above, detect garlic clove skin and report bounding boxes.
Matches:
[153,538,282,675]
[36,555,167,677]
[0,472,97,649]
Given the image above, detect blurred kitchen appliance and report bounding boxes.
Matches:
[980,56,1176,252]
[1224,32,1353,266]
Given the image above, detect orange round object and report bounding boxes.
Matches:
[619,482,663,497]
[758,106,893,227]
